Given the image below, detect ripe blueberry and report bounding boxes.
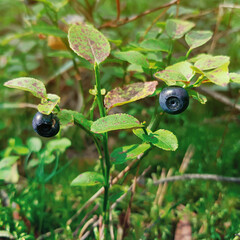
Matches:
[159,86,189,114]
[32,112,60,137]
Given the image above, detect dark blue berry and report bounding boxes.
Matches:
[159,86,189,114]
[32,112,60,137]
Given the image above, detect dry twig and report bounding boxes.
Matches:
[195,87,240,112]
[100,0,178,28]
[153,174,240,185]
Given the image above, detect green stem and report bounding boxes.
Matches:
[94,63,105,117]
[148,95,163,131]
[149,112,162,132]
[186,48,192,59]
[192,75,204,88]
[167,39,174,65]
[72,58,85,112]
[94,63,111,238]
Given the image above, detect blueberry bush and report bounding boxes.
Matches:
[1,0,240,239]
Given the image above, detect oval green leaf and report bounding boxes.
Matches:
[140,39,170,52]
[71,171,104,186]
[27,137,42,152]
[229,73,240,83]
[167,61,194,81]
[46,138,71,153]
[38,0,68,11]
[68,23,110,64]
[185,30,212,49]
[194,55,230,71]
[133,128,178,151]
[38,93,60,115]
[204,63,230,86]
[32,24,67,38]
[166,19,195,39]
[104,81,158,110]
[4,77,47,99]
[111,143,151,164]
[154,69,188,86]
[0,156,19,170]
[58,109,92,130]
[91,114,143,134]
[113,51,149,68]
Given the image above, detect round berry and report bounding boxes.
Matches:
[159,86,189,114]
[32,112,60,137]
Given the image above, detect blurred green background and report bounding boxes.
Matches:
[0,0,240,239]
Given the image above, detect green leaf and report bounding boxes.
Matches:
[104,81,158,110]
[4,77,47,99]
[0,231,14,239]
[154,69,188,86]
[133,128,178,151]
[71,171,104,186]
[37,0,68,11]
[32,24,67,38]
[204,63,230,86]
[57,109,75,127]
[46,138,71,153]
[91,114,143,134]
[140,39,170,52]
[185,30,213,49]
[188,90,207,104]
[190,65,204,75]
[13,146,29,155]
[28,155,56,168]
[58,109,92,130]
[48,50,73,58]
[167,61,194,81]
[230,73,240,83]
[0,163,19,183]
[0,156,19,170]
[194,55,230,71]
[113,51,149,68]
[27,137,42,152]
[111,143,151,164]
[68,23,110,64]
[166,19,195,39]
[37,94,60,115]
[127,64,144,73]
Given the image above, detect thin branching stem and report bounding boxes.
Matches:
[94,63,111,238]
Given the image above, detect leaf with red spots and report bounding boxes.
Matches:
[194,55,230,71]
[111,143,151,164]
[133,128,178,151]
[71,171,104,186]
[204,63,230,86]
[113,50,149,68]
[104,81,158,110]
[57,109,75,127]
[167,61,194,81]
[57,109,92,130]
[185,30,212,50]
[4,77,47,99]
[154,69,188,86]
[68,23,110,64]
[166,19,195,39]
[91,114,143,134]
[230,73,240,83]
[37,94,60,115]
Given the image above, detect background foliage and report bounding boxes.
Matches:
[0,0,240,239]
